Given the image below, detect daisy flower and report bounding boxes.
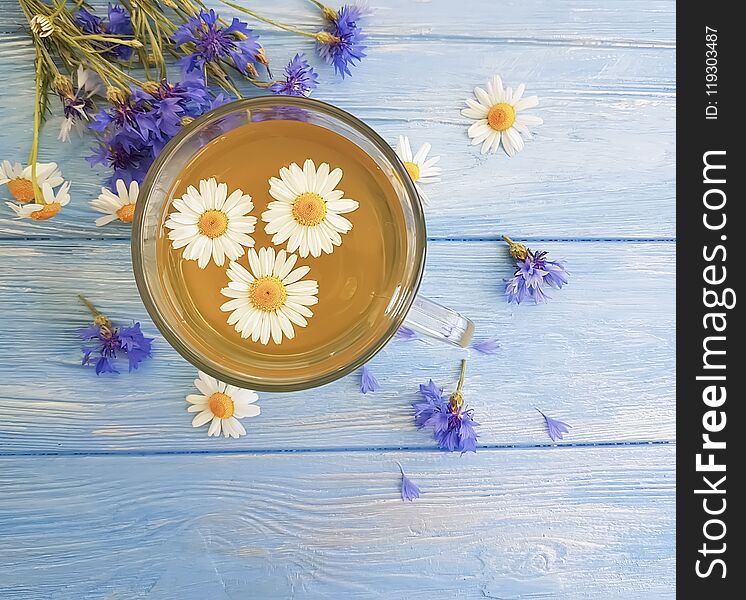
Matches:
[91,179,139,226]
[164,177,256,269]
[220,247,319,345]
[262,159,359,258]
[6,181,71,221]
[186,370,260,438]
[0,161,64,203]
[394,136,441,205]
[461,75,543,156]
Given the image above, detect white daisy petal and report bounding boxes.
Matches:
[220,247,318,345]
[263,160,358,258]
[164,177,255,268]
[186,370,259,437]
[462,76,541,157]
[514,95,539,112]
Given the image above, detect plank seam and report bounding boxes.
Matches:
[0,439,674,458]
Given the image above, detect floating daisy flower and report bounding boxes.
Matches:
[461,75,543,156]
[263,159,359,258]
[394,136,441,205]
[0,161,64,203]
[165,177,256,269]
[186,370,260,439]
[221,247,319,345]
[91,179,139,227]
[6,181,71,220]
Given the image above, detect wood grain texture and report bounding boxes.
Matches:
[0,0,676,44]
[0,445,675,599]
[0,1,674,239]
[0,240,674,453]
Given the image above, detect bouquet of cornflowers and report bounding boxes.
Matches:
[4,0,367,221]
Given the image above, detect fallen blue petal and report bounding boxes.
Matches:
[471,338,500,355]
[394,326,419,342]
[397,463,421,501]
[360,364,380,394]
[537,408,571,441]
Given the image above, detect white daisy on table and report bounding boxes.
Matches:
[164,177,257,269]
[186,370,260,439]
[461,75,543,156]
[394,136,441,205]
[262,159,359,258]
[221,247,319,345]
[91,179,139,227]
[5,181,71,220]
[0,161,64,203]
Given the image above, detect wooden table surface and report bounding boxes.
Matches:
[0,1,675,597]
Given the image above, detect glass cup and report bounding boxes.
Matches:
[132,96,473,391]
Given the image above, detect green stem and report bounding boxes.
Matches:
[28,44,43,204]
[220,1,319,38]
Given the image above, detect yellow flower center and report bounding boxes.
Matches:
[208,392,234,419]
[197,209,228,239]
[292,192,327,226]
[403,161,421,183]
[30,202,61,221]
[7,178,35,203]
[487,103,516,132]
[249,276,287,312]
[116,203,136,223]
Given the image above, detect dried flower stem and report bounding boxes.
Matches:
[502,235,529,261]
[220,1,321,39]
[78,294,112,331]
[450,359,467,411]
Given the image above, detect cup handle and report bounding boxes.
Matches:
[403,296,475,348]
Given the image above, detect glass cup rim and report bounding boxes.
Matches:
[131,95,427,392]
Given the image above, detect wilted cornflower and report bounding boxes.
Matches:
[502,235,569,304]
[172,9,261,77]
[56,66,100,142]
[412,360,479,453]
[75,5,134,60]
[316,5,367,78]
[270,54,319,97]
[78,295,153,375]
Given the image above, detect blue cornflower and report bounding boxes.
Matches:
[89,76,213,185]
[317,5,367,78]
[532,251,569,290]
[503,236,569,304]
[412,379,446,427]
[78,296,153,375]
[172,9,261,76]
[90,93,156,142]
[414,361,479,453]
[88,132,150,187]
[536,408,571,442]
[396,462,421,501]
[360,364,380,394]
[75,5,134,60]
[270,54,319,97]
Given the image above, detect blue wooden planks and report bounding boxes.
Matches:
[0,240,674,453]
[0,446,675,599]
